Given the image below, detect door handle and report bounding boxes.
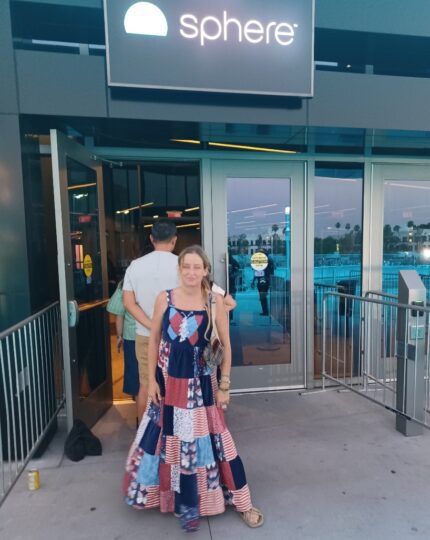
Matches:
[68,300,79,328]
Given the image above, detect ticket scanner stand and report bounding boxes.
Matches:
[396,270,426,436]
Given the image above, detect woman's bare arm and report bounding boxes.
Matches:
[147,291,168,405]
[214,294,232,408]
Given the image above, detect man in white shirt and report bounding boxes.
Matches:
[123,219,179,420]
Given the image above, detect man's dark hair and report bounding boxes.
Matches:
[151,218,177,242]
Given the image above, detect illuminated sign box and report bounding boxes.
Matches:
[104,0,314,96]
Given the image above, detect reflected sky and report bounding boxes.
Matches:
[227,175,430,240]
[227,177,290,237]
[314,175,362,238]
[384,180,430,227]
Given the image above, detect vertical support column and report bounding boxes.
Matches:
[396,270,426,436]
[0,115,31,331]
[0,0,31,330]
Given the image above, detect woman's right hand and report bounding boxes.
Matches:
[148,379,161,406]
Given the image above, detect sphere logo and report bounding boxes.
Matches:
[124,2,168,37]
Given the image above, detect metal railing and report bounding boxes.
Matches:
[0,302,65,506]
[322,291,430,430]
[382,271,430,302]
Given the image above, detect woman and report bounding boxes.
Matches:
[123,245,263,532]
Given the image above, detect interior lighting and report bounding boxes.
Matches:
[208,142,297,154]
[231,204,277,214]
[388,183,430,191]
[171,139,201,145]
[422,248,430,260]
[171,139,297,154]
[116,202,154,214]
[184,206,200,212]
[144,221,201,229]
[315,61,338,67]
[177,222,200,229]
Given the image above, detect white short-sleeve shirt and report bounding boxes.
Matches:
[123,251,179,336]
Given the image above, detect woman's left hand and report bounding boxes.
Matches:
[216,389,230,411]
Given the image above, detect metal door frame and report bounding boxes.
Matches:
[207,159,308,391]
[365,163,430,294]
[51,130,111,430]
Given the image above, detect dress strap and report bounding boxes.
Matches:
[166,289,174,307]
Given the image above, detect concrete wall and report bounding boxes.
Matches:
[316,0,430,37]
[21,0,430,38]
[0,114,31,331]
[0,2,31,330]
[0,1,18,114]
[13,49,430,132]
[16,51,107,117]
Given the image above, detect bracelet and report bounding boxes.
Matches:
[220,374,231,383]
[219,386,230,392]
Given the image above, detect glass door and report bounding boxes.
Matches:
[51,130,112,428]
[370,164,430,301]
[210,160,306,390]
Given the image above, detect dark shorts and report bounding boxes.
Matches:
[123,339,140,396]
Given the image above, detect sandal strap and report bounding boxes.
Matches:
[241,506,264,527]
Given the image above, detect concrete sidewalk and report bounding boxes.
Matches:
[1,390,430,540]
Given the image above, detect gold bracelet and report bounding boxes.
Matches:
[219,386,230,392]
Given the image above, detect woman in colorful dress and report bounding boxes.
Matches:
[123,245,264,532]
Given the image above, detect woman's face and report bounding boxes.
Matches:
[179,253,208,287]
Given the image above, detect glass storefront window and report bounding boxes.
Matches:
[314,163,364,377]
[227,177,291,367]
[66,158,107,397]
[104,161,201,400]
[104,161,201,285]
[383,180,430,299]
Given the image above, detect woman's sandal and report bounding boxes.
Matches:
[240,506,264,528]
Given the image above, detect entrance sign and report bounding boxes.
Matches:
[83,254,93,278]
[104,0,314,96]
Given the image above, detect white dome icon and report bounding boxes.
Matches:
[124,2,168,37]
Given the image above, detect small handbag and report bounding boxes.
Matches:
[203,294,225,369]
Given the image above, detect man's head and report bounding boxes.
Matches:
[150,218,177,251]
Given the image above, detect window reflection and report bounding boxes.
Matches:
[383,180,430,299]
[66,158,107,397]
[227,177,291,367]
[314,164,364,378]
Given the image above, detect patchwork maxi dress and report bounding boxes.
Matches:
[123,290,252,532]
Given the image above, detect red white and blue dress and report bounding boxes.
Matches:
[123,290,252,532]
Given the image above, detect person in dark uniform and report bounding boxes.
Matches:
[228,249,240,321]
[251,249,274,316]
